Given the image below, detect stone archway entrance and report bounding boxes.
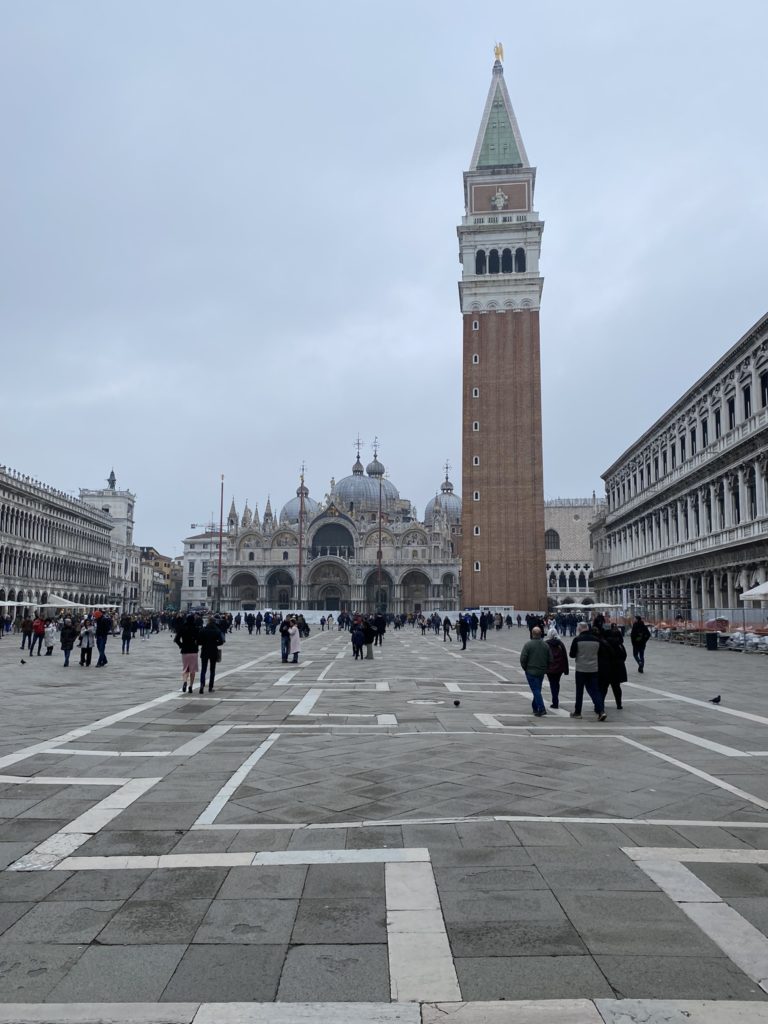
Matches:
[400,570,431,614]
[266,571,294,609]
[230,572,259,609]
[307,562,351,610]
[365,570,394,614]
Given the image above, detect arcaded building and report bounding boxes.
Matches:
[590,313,768,617]
[459,52,547,610]
[545,497,605,607]
[180,455,462,615]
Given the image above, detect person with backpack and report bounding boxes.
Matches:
[545,627,569,709]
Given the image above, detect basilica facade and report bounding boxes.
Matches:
[180,455,462,615]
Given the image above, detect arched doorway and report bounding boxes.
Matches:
[400,570,431,614]
[365,570,394,614]
[441,573,456,605]
[266,570,293,609]
[230,571,259,609]
[307,562,351,611]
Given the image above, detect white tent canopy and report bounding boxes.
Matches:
[740,581,768,600]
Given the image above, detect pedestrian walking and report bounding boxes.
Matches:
[599,623,627,710]
[569,623,607,721]
[175,614,201,693]
[30,616,45,656]
[120,614,133,654]
[199,616,224,693]
[20,615,33,651]
[519,626,552,716]
[43,620,57,656]
[545,627,569,709]
[59,618,78,668]
[630,616,651,673]
[94,611,111,667]
[79,618,96,667]
[351,622,364,660]
[443,616,453,643]
[458,616,469,651]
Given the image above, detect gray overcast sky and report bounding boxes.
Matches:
[2,0,766,555]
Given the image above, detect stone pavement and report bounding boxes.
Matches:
[2,623,768,1022]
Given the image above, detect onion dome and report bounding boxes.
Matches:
[280,484,320,524]
[425,473,462,526]
[334,455,400,510]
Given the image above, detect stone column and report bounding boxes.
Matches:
[700,573,710,613]
[755,459,766,519]
[738,467,748,523]
[726,570,737,611]
[724,477,734,529]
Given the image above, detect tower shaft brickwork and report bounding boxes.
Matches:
[459,57,547,610]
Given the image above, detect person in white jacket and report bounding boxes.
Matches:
[43,620,57,656]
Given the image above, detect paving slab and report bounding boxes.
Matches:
[291,897,386,943]
[0,942,87,1000]
[45,944,187,1002]
[454,955,614,1000]
[192,898,298,944]
[276,944,390,1002]
[596,1001,768,1023]
[97,898,211,944]
[422,1001,603,1023]
[0,1005,196,1023]
[594,955,768,1000]
[1,899,122,943]
[160,944,286,1002]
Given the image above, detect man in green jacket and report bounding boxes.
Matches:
[519,626,552,717]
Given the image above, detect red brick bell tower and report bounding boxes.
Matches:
[459,52,547,611]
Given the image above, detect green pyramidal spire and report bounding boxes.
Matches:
[470,59,529,170]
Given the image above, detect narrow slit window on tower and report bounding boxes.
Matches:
[488,249,500,274]
[472,387,479,398]
[514,247,526,272]
[473,490,480,501]
[472,421,479,431]
[472,353,479,364]
[473,525,480,536]
[501,247,513,273]
[475,250,486,275]
[472,320,479,331]
[472,455,480,466]
[474,561,481,572]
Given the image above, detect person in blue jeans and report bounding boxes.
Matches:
[519,627,552,717]
[569,622,607,721]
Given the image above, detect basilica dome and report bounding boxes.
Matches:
[334,456,400,510]
[424,474,462,526]
[280,484,320,524]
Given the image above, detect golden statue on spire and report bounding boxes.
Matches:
[494,41,504,63]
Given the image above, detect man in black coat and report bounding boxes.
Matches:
[630,616,651,673]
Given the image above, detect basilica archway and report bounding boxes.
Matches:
[266,570,293,609]
[307,562,351,611]
[365,569,394,614]
[230,571,259,609]
[400,570,431,614]
[310,523,355,560]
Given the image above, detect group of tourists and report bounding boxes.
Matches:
[519,614,651,720]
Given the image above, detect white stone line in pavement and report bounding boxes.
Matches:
[629,853,768,995]
[469,661,509,681]
[626,680,768,727]
[195,1004,421,1024]
[193,732,280,826]
[4,1002,768,1024]
[386,862,461,1002]
[191,813,768,833]
[233,723,395,730]
[0,691,176,771]
[377,714,399,726]
[213,650,280,681]
[625,848,768,863]
[290,689,322,715]
[474,713,504,728]
[654,726,751,758]
[9,776,161,871]
[44,748,171,757]
[172,724,234,757]
[55,847,433,870]
[0,774,128,786]
[254,848,430,865]
[335,650,346,659]
[317,663,332,681]
[276,670,299,684]
[620,737,768,812]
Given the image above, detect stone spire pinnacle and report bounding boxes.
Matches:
[470,56,529,170]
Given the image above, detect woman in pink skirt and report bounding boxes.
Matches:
[174,614,201,693]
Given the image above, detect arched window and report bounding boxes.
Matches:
[501,248,513,273]
[475,250,486,275]
[558,572,567,589]
[514,247,526,272]
[578,572,587,589]
[282,551,289,561]
[544,529,560,550]
[488,249,500,274]
[248,552,255,561]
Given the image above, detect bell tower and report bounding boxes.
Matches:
[459,50,547,611]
